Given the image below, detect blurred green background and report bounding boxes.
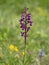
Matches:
[0,0,49,65]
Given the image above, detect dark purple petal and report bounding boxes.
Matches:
[27,27,30,32]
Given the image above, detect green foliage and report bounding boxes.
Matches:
[0,0,49,65]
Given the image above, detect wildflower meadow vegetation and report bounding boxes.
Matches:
[0,0,49,65]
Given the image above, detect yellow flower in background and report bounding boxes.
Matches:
[14,46,18,52]
[9,44,14,50]
[9,44,19,52]
[22,52,25,56]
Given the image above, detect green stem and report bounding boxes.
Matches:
[23,14,27,65]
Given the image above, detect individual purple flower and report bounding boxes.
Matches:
[19,17,24,23]
[27,27,30,32]
[21,32,25,36]
[30,21,32,26]
[27,17,30,20]
[27,13,31,20]
[21,32,27,38]
[20,18,24,21]
[20,23,25,30]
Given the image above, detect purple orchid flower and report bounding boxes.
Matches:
[19,7,33,45]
